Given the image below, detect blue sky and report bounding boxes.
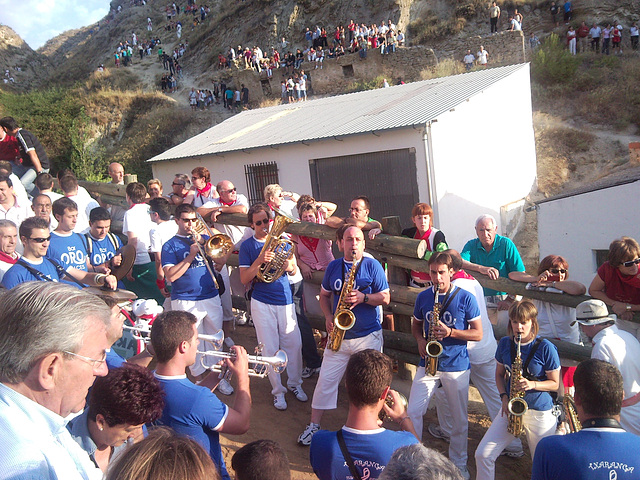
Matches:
[1,0,110,50]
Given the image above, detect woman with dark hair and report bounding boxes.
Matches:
[105,427,220,480]
[589,236,640,339]
[402,202,448,288]
[185,166,218,207]
[68,364,165,472]
[475,301,560,480]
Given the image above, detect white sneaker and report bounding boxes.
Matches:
[427,423,450,443]
[235,312,247,325]
[301,366,321,379]
[274,394,287,410]
[297,423,320,445]
[500,447,525,458]
[217,378,234,396]
[289,385,308,402]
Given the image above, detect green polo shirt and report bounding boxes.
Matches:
[460,234,525,296]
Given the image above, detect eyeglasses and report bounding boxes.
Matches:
[549,268,567,274]
[222,187,236,194]
[180,217,197,223]
[172,182,184,186]
[63,350,107,372]
[29,236,51,243]
[622,258,640,268]
[349,207,365,212]
[254,219,269,226]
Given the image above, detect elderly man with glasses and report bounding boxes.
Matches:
[0,282,111,479]
[1,217,117,290]
[167,173,191,206]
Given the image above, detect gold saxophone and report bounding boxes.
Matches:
[327,254,359,352]
[507,333,529,436]
[257,208,297,283]
[564,393,582,432]
[425,285,443,376]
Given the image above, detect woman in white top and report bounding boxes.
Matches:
[185,166,218,208]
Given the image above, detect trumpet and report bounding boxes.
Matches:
[123,323,152,343]
[197,348,288,378]
[378,390,408,422]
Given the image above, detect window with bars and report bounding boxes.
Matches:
[244,161,279,205]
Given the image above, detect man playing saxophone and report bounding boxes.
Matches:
[298,226,390,446]
[161,204,234,393]
[239,203,306,411]
[406,251,482,479]
[475,300,560,480]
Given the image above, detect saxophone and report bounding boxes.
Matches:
[327,254,359,352]
[563,393,582,432]
[507,333,529,436]
[425,285,443,376]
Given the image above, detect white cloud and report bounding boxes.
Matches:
[2,0,110,49]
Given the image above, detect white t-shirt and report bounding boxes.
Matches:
[463,53,475,64]
[123,203,153,264]
[149,220,179,254]
[67,193,99,235]
[203,194,250,247]
[477,50,489,64]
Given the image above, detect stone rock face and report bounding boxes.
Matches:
[0,26,52,89]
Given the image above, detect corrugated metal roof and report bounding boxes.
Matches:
[148,63,528,163]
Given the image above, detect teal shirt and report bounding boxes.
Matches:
[460,234,525,296]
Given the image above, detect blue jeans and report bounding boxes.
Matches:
[12,163,49,196]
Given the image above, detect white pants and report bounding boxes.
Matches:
[311,330,383,410]
[172,296,223,376]
[407,368,470,469]
[251,298,303,396]
[435,360,523,452]
[475,408,556,480]
[219,265,233,322]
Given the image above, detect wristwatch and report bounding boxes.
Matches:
[627,304,632,312]
[363,294,369,304]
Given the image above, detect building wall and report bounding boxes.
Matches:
[428,63,537,251]
[151,127,429,212]
[537,182,640,287]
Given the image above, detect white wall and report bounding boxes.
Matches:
[151,127,428,207]
[538,181,640,287]
[428,64,537,251]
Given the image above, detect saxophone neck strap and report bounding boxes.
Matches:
[510,337,542,382]
[434,285,460,313]
[581,418,622,429]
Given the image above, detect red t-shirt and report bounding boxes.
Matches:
[598,261,640,304]
[0,134,19,161]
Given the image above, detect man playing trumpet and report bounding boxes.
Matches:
[406,251,482,479]
[298,226,390,446]
[161,204,233,394]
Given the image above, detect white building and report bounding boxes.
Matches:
[537,168,640,287]
[148,63,537,250]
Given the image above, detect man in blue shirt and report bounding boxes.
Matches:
[151,310,251,480]
[162,204,232,393]
[299,225,390,446]
[48,198,89,284]
[310,349,418,480]
[407,251,482,479]
[532,358,640,480]
[85,207,122,273]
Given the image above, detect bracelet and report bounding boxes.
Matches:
[94,274,107,285]
[398,416,410,426]
[156,278,166,290]
[500,392,508,399]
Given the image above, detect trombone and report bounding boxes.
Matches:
[188,213,232,290]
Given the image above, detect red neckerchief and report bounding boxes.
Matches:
[220,199,234,207]
[614,267,640,289]
[0,251,18,264]
[300,235,319,253]
[196,182,213,197]
[414,227,432,250]
[452,269,475,281]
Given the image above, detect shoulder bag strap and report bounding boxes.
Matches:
[16,259,54,282]
[336,429,362,480]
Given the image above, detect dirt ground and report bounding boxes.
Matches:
[215,323,534,479]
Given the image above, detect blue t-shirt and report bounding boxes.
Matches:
[413,286,480,372]
[321,257,388,339]
[155,375,230,480]
[238,235,292,305]
[86,234,122,267]
[532,428,640,480]
[2,258,63,289]
[460,234,525,296]
[47,232,88,274]
[162,235,219,301]
[310,427,418,480]
[495,335,560,411]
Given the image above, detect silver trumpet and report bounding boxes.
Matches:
[123,323,152,343]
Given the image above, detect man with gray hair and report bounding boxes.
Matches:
[378,443,464,480]
[0,219,19,282]
[0,282,111,479]
[460,214,527,327]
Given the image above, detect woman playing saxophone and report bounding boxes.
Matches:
[475,300,560,480]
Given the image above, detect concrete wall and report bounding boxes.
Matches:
[455,30,527,66]
[537,181,640,287]
[428,63,537,251]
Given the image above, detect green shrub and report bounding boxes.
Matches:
[531,33,579,85]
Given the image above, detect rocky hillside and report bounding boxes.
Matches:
[0,26,52,89]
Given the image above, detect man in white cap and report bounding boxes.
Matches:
[573,298,640,436]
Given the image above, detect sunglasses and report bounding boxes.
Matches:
[549,268,567,274]
[180,217,197,223]
[172,182,184,186]
[622,258,640,268]
[223,187,236,194]
[30,236,51,243]
[254,219,269,226]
